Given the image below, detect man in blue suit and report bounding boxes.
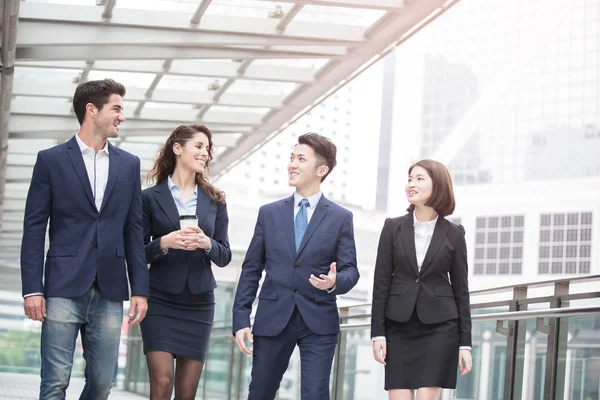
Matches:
[20,79,149,399]
[233,133,359,400]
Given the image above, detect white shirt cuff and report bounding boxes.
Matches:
[372,336,386,341]
[326,285,336,294]
[24,292,43,298]
[459,346,472,350]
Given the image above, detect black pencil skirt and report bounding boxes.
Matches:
[384,309,459,390]
[140,283,215,363]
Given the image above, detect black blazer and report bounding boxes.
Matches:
[371,212,472,347]
[142,180,232,294]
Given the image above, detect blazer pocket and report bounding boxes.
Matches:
[258,291,278,300]
[389,284,403,296]
[116,246,126,258]
[47,245,77,257]
[434,284,454,297]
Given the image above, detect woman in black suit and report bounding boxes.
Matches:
[140,124,232,400]
[371,159,472,400]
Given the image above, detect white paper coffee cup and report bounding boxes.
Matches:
[179,215,198,230]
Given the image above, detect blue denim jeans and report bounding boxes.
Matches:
[40,283,123,400]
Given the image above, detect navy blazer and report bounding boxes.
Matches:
[20,136,149,301]
[371,213,472,347]
[232,194,359,337]
[142,180,231,294]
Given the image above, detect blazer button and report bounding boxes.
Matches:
[415,278,420,283]
[294,265,299,270]
[188,262,192,266]
[293,288,299,293]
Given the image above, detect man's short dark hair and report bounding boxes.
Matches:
[72,79,126,125]
[297,133,337,182]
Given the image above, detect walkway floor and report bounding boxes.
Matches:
[0,373,146,399]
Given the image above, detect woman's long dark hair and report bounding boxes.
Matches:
[147,124,225,204]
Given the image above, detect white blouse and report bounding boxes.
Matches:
[413,213,438,270]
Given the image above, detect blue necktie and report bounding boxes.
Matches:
[295,199,309,251]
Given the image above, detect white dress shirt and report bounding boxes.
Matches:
[76,134,110,211]
[372,214,471,350]
[24,135,109,298]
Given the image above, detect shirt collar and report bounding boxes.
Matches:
[413,212,439,228]
[168,175,198,195]
[75,134,109,155]
[294,191,322,209]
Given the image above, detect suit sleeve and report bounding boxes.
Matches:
[142,191,168,264]
[206,201,232,268]
[20,152,52,297]
[449,224,472,347]
[124,157,149,297]
[232,207,266,335]
[329,210,359,296]
[370,218,394,338]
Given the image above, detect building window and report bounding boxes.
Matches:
[538,212,593,274]
[473,215,525,275]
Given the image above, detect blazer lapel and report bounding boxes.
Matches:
[297,196,329,257]
[419,218,450,274]
[195,187,212,228]
[153,180,180,230]
[65,136,96,211]
[99,142,120,214]
[282,196,297,257]
[400,215,419,275]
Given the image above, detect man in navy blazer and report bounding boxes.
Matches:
[233,133,359,400]
[20,79,149,399]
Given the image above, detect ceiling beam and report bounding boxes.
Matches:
[17,21,360,47]
[260,0,405,11]
[101,0,116,20]
[190,0,212,25]
[8,115,255,136]
[276,4,304,32]
[212,0,451,176]
[19,2,366,43]
[12,81,283,109]
[16,44,345,61]
[15,60,316,83]
[9,98,265,126]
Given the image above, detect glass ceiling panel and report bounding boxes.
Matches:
[15,67,81,85]
[87,71,156,89]
[124,136,170,143]
[210,106,271,115]
[228,80,298,97]
[123,100,140,110]
[252,59,328,70]
[144,102,196,110]
[295,5,385,27]
[14,96,69,104]
[207,0,293,19]
[157,76,229,91]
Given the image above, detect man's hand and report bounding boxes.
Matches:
[309,262,337,291]
[458,349,472,376]
[128,296,148,325]
[372,339,387,365]
[24,295,46,322]
[235,327,253,355]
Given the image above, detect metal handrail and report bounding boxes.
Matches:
[339,305,600,331]
[337,274,600,312]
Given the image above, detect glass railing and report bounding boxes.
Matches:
[121,275,600,400]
